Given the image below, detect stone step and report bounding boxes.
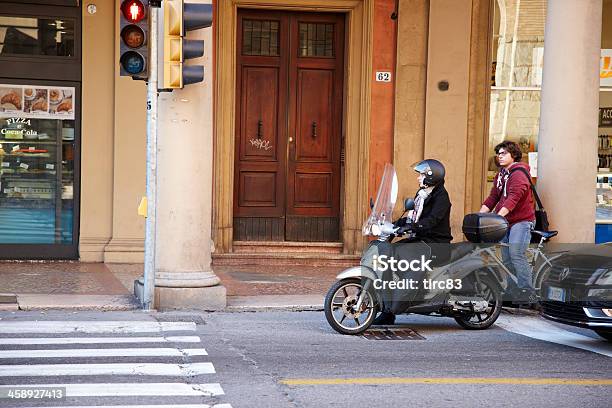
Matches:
[232,241,344,254]
[212,252,360,267]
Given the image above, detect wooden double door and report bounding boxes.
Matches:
[233,10,344,242]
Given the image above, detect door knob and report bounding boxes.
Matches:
[288,137,294,143]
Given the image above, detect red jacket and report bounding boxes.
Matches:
[483,162,535,226]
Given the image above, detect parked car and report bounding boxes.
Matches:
[540,243,612,341]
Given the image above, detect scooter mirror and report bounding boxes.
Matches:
[369,197,374,210]
[404,198,415,211]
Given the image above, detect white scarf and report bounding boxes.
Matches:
[410,187,434,223]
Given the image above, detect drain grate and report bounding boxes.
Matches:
[361,327,425,340]
[154,315,206,325]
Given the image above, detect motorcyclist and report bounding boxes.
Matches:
[373,159,453,325]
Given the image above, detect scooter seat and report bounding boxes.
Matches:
[448,242,477,263]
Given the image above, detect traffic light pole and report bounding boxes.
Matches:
[143,5,159,311]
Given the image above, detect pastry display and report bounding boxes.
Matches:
[24,88,35,100]
[0,90,22,110]
[56,99,72,113]
[24,88,48,113]
[0,84,74,118]
[31,98,48,112]
[49,89,63,104]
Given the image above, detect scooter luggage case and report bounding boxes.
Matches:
[462,213,508,243]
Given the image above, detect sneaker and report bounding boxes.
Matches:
[373,311,396,325]
[512,289,538,308]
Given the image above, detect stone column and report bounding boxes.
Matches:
[537,0,602,242]
[152,0,225,310]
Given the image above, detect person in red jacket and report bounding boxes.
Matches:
[480,141,536,302]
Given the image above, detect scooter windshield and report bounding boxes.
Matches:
[362,163,399,235]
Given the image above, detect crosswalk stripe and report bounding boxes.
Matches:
[497,315,612,357]
[0,321,196,334]
[0,336,201,345]
[15,405,233,408]
[0,362,216,376]
[0,348,208,358]
[0,383,224,397]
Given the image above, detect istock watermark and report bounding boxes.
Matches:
[372,254,433,272]
[373,278,463,290]
[371,254,463,291]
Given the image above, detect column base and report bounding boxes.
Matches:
[134,277,226,311]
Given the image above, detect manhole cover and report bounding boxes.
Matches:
[0,295,17,304]
[361,327,425,340]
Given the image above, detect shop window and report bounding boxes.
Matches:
[0,16,75,57]
[242,19,280,56]
[0,84,76,244]
[488,0,612,242]
[298,22,334,57]
[488,0,545,186]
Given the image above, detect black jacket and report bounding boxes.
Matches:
[406,183,453,243]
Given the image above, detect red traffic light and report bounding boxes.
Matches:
[121,0,146,24]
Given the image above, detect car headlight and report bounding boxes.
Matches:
[587,288,612,301]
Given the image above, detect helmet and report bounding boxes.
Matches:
[413,159,445,187]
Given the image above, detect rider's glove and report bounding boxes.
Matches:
[395,217,408,227]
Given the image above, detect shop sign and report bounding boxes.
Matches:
[0,84,75,120]
[600,107,612,127]
[602,50,612,87]
[1,118,39,140]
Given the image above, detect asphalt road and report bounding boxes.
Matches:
[0,309,610,408]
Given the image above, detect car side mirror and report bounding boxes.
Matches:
[404,198,415,212]
[369,197,374,210]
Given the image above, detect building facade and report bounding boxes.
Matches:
[0,0,609,307]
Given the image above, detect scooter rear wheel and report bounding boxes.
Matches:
[324,278,378,335]
[453,276,502,330]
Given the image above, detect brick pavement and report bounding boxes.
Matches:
[0,262,345,297]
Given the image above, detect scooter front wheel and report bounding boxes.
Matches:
[324,278,378,335]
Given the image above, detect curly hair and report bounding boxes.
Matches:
[494,140,522,162]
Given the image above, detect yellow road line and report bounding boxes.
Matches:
[280,377,612,386]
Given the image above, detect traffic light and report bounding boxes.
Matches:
[161,0,213,89]
[119,0,149,78]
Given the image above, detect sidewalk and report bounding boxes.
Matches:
[0,261,344,311]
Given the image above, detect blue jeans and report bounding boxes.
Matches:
[501,221,534,290]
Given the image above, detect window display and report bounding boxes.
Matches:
[0,103,75,244]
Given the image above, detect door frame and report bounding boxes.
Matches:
[214,0,374,254]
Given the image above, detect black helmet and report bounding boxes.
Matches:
[413,159,445,187]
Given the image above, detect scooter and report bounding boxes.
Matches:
[324,164,509,335]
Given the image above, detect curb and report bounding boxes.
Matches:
[225,295,324,312]
[13,294,140,311]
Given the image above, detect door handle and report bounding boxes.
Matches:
[288,136,294,143]
[257,120,263,139]
[311,121,317,138]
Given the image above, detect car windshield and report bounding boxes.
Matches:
[362,163,398,235]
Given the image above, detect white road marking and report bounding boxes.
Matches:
[15,406,232,408]
[0,348,208,358]
[0,383,224,397]
[497,315,612,357]
[0,362,215,376]
[0,321,196,334]
[0,336,201,345]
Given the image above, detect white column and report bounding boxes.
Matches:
[152,1,225,310]
[538,0,602,242]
